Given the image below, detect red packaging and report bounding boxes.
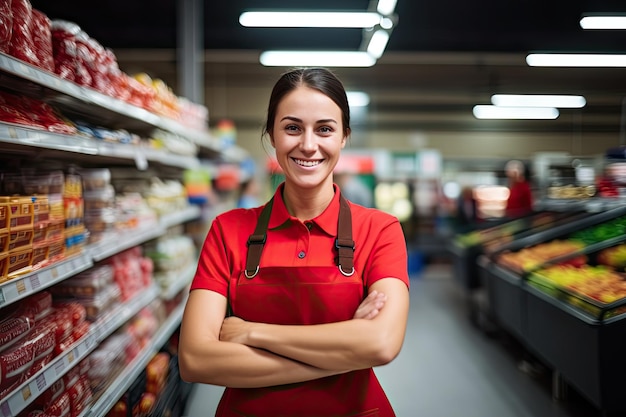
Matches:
[25,322,56,361]
[0,314,33,352]
[0,0,12,52]
[20,290,53,321]
[31,9,54,72]
[45,391,70,417]
[71,321,89,341]
[8,0,39,67]
[36,377,65,409]
[0,339,35,389]
[53,302,86,327]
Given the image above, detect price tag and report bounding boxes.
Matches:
[15,280,26,295]
[0,288,5,306]
[54,359,64,377]
[20,384,32,401]
[1,401,11,417]
[67,350,75,364]
[50,266,59,279]
[29,274,40,290]
[7,127,17,139]
[35,373,46,392]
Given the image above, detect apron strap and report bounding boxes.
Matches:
[245,197,274,278]
[336,194,355,276]
[244,193,355,278]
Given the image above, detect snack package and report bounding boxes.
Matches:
[8,0,39,67]
[0,0,12,53]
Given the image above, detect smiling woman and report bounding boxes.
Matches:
[179,68,410,417]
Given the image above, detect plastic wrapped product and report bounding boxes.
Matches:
[0,338,35,390]
[50,20,80,81]
[31,9,54,72]
[0,0,12,53]
[8,0,39,67]
[0,314,33,352]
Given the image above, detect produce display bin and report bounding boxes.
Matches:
[479,205,626,413]
[478,255,526,339]
[524,284,626,412]
[449,211,586,292]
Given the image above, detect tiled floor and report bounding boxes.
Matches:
[183,263,615,417]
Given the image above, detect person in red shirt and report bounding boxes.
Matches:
[179,68,410,417]
[505,159,534,218]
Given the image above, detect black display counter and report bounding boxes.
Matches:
[478,205,626,414]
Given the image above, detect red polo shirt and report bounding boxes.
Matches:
[191,183,410,294]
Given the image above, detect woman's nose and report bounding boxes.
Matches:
[300,130,317,151]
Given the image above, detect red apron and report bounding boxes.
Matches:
[216,195,396,417]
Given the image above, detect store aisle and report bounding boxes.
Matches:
[183,263,605,417]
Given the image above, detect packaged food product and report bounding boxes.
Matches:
[50,264,114,297]
[31,9,54,72]
[0,337,35,389]
[0,0,12,53]
[0,314,33,351]
[79,168,111,191]
[7,0,39,67]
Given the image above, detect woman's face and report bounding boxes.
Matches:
[270,86,347,190]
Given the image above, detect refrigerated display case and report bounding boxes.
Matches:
[478,205,626,413]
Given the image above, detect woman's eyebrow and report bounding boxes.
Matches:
[280,116,338,124]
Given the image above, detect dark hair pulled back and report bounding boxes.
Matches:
[262,68,351,139]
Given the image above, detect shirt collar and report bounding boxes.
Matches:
[268,182,341,236]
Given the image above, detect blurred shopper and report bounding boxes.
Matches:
[504,159,533,218]
[236,178,261,209]
[179,68,410,417]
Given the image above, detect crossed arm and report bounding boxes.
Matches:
[178,278,409,388]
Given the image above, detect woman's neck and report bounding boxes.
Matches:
[282,182,335,220]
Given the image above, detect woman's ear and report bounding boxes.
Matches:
[341,129,350,149]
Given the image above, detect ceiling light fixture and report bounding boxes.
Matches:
[367,29,390,59]
[259,51,376,67]
[239,11,382,28]
[491,94,586,108]
[473,105,559,120]
[526,53,626,67]
[580,16,626,29]
[377,0,398,16]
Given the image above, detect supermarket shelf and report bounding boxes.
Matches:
[0,285,160,417]
[0,252,93,309]
[0,206,200,310]
[0,53,204,145]
[89,205,201,262]
[82,299,187,417]
[0,52,248,161]
[160,263,196,301]
[0,123,199,170]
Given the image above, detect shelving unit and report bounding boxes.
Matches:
[0,49,239,416]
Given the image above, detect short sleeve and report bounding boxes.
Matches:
[363,219,409,289]
[189,216,230,296]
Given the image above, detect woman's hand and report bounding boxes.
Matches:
[353,290,387,320]
[220,290,386,346]
[220,316,251,345]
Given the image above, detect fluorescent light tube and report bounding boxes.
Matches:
[367,29,390,59]
[527,53,626,67]
[580,16,626,29]
[239,11,381,28]
[347,91,370,107]
[473,105,559,120]
[491,94,586,108]
[377,0,398,16]
[260,51,377,67]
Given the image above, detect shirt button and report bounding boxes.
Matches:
[298,251,306,259]
[305,222,312,230]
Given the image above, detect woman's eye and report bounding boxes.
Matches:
[318,126,333,134]
[285,124,300,132]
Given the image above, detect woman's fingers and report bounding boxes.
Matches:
[353,291,387,320]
